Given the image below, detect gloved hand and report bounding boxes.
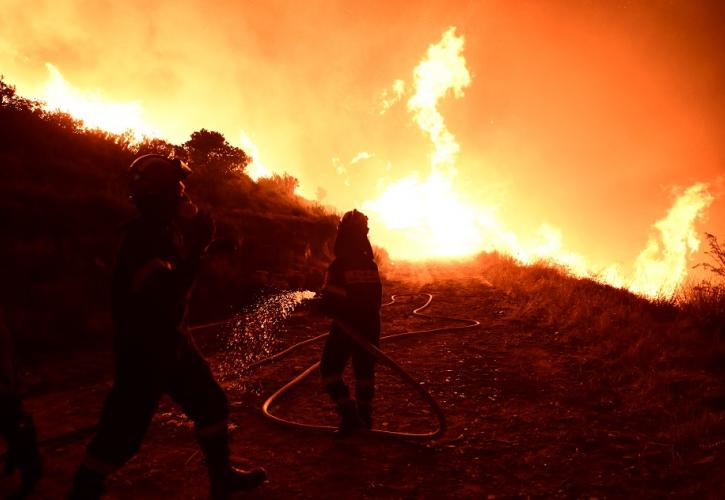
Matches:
[314,292,342,318]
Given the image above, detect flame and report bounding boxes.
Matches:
[40,63,158,141]
[630,183,714,297]
[365,172,483,258]
[365,27,476,258]
[407,27,470,178]
[379,79,406,115]
[364,27,715,298]
[239,131,273,180]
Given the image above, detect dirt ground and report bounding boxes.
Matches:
[2,276,723,498]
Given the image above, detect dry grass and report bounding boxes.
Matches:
[474,251,725,460]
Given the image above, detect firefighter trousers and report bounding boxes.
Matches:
[319,321,379,407]
[83,337,228,474]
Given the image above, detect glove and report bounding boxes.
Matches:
[316,292,345,318]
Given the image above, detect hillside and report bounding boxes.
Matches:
[2,259,723,498]
[2,75,724,498]
[0,77,338,353]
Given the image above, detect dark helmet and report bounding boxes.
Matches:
[334,209,373,258]
[128,154,191,200]
[338,209,369,235]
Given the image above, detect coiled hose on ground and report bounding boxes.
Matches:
[251,293,481,440]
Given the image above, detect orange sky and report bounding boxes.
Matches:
[1,0,723,274]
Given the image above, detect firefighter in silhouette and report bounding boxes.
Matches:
[69,155,266,499]
[1,310,42,499]
[318,209,382,435]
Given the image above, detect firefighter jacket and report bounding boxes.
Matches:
[320,255,382,328]
[111,216,202,360]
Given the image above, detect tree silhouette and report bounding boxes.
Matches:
[0,76,39,112]
[183,129,250,180]
[134,137,178,158]
[0,76,338,353]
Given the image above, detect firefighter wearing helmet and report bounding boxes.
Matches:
[318,209,382,436]
[69,155,266,499]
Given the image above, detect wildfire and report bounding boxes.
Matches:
[365,172,484,258]
[40,63,158,141]
[25,36,715,299]
[239,131,273,180]
[365,27,479,259]
[364,27,714,298]
[630,183,714,297]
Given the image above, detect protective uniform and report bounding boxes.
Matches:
[69,155,265,499]
[1,311,42,498]
[319,210,382,434]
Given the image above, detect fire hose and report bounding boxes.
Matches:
[1,293,479,456]
[252,293,481,440]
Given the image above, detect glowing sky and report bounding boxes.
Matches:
[1,0,724,277]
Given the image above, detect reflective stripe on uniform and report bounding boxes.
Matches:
[82,453,118,476]
[343,270,380,284]
[195,419,227,437]
[131,258,175,291]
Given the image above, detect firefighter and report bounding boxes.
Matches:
[1,310,42,499]
[318,209,382,436]
[68,155,266,499]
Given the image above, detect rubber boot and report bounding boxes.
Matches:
[357,401,373,431]
[67,465,106,500]
[334,399,362,437]
[197,427,266,499]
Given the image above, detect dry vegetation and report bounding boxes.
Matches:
[0,77,339,353]
[475,251,725,467]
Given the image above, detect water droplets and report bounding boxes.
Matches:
[217,290,316,385]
